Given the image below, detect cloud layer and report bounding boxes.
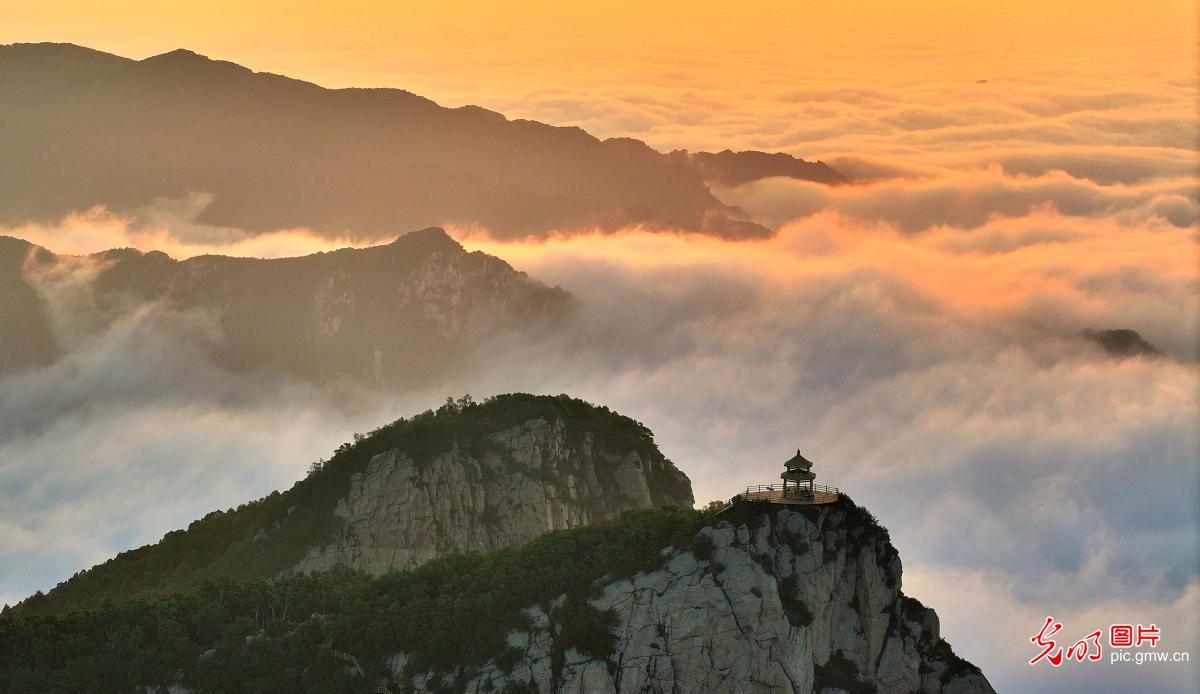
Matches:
[452,220,1200,693]
[8,203,1193,691]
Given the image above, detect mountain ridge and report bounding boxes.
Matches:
[11,393,694,617]
[1,227,567,384]
[0,42,842,240]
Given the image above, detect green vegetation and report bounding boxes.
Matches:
[548,596,619,682]
[923,637,985,683]
[714,499,779,529]
[0,506,704,693]
[13,393,680,617]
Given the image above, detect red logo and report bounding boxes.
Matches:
[1136,624,1160,647]
[1110,624,1134,648]
[1031,616,1067,666]
[1030,616,1102,666]
[1032,618,1164,666]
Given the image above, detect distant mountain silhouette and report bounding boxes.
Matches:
[0,43,841,240]
[1,228,567,385]
[684,149,847,187]
[1081,328,1163,358]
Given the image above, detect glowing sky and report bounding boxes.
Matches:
[2,1,1195,155]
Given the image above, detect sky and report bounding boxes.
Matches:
[1,1,1198,691]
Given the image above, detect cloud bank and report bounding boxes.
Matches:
[452,220,1200,693]
[5,194,368,260]
[7,200,1193,691]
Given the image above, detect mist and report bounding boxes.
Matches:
[3,200,1196,692]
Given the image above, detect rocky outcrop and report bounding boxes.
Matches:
[294,414,694,574]
[390,503,993,694]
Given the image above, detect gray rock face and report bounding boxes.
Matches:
[391,506,993,694]
[293,415,694,574]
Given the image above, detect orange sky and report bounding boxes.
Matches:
[1,1,1195,152]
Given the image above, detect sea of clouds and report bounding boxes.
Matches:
[1,31,1197,692]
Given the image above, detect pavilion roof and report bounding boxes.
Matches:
[784,449,814,470]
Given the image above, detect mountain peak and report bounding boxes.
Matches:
[13,393,693,615]
[138,47,251,78]
[142,47,208,63]
[1082,328,1164,358]
[393,225,455,245]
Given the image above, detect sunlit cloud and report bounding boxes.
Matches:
[4,195,368,260]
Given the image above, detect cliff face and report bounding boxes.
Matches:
[294,414,694,574]
[392,504,993,694]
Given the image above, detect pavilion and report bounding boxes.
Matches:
[741,449,839,505]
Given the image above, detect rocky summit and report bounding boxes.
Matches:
[387,501,994,694]
[1,395,992,693]
[293,408,695,574]
[13,394,693,616]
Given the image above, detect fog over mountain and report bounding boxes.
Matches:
[0,43,840,241]
[1,227,565,384]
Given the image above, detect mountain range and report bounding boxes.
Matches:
[0,42,844,240]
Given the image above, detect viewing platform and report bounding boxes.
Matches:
[742,483,840,505]
[716,449,840,513]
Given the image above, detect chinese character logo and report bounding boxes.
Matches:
[1136,624,1160,647]
[1031,616,1066,666]
[1030,616,1102,666]
[1110,624,1134,648]
[1032,618,1167,667]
